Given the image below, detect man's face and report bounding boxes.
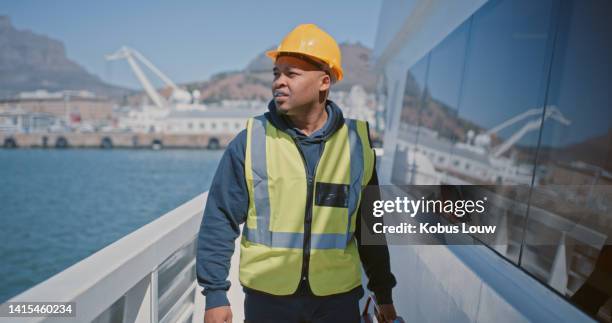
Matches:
[272,55,330,115]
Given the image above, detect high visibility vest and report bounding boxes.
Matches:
[239,114,375,296]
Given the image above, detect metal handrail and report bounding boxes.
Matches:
[1,192,208,323]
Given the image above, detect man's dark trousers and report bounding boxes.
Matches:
[243,286,363,323]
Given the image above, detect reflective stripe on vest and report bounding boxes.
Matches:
[243,115,373,249]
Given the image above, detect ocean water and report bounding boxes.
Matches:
[0,148,224,303]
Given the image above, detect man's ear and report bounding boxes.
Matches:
[319,73,331,92]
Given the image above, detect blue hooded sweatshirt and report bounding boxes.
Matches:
[196,99,396,310]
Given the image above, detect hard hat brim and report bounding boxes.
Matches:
[265,50,343,82]
[265,50,279,60]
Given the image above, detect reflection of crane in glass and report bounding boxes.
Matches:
[106,46,194,109]
[473,106,571,158]
[397,106,572,185]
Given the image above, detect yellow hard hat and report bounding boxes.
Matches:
[266,24,344,82]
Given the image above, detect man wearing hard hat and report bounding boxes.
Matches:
[197,24,397,323]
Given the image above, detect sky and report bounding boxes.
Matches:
[2,0,383,90]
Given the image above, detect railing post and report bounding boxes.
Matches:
[123,274,153,323]
[548,231,568,295]
[151,270,159,323]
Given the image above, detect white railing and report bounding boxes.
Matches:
[1,192,220,323]
[3,185,598,323]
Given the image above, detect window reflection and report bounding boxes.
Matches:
[387,0,612,316]
[523,0,612,319]
[391,0,557,264]
[392,55,428,185]
[407,22,469,185]
[453,0,556,264]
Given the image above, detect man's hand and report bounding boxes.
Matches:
[377,303,398,322]
[204,306,232,323]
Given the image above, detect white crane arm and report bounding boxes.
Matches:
[493,119,542,158]
[106,47,167,109]
[129,49,180,91]
[486,108,542,135]
[106,46,193,107]
[485,105,568,136]
[124,55,167,108]
[492,106,571,158]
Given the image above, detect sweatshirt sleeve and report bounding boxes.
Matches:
[196,130,248,310]
[356,164,397,305]
[356,122,397,305]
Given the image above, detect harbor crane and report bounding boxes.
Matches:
[106,46,193,109]
[473,106,571,158]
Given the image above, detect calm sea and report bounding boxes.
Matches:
[0,148,224,303]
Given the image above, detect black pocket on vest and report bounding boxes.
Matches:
[315,182,349,208]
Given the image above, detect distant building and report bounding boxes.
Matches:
[329,85,381,129]
[0,108,61,134]
[163,108,262,135]
[118,100,266,135]
[0,90,114,127]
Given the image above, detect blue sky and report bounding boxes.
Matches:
[3,0,383,89]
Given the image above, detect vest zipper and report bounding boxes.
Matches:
[292,137,325,289]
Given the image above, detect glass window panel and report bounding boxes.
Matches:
[158,238,196,298]
[181,313,194,323]
[160,289,195,323]
[157,238,196,320]
[449,0,557,263]
[415,20,470,185]
[159,265,196,321]
[521,0,612,319]
[392,56,429,185]
[453,0,556,185]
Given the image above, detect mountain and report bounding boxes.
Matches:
[536,129,612,171]
[188,42,379,103]
[0,16,129,99]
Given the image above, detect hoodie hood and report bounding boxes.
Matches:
[264,99,345,144]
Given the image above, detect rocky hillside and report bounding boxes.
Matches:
[1,14,377,103]
[0,16,129,99]
[188,42,379,103]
